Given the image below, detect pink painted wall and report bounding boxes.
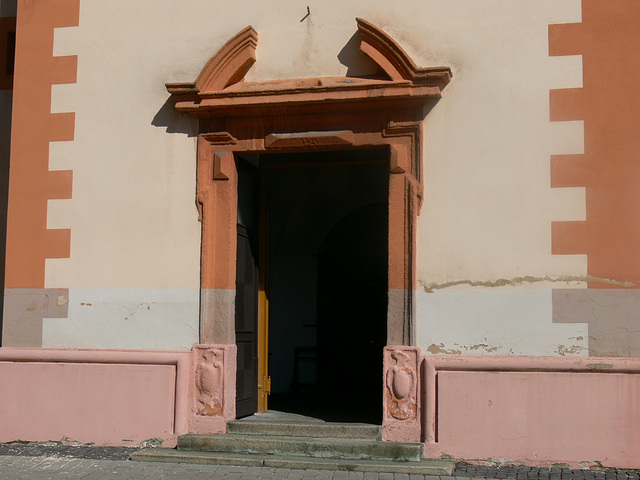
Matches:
[423,355,640,468]
[0,348,193,446]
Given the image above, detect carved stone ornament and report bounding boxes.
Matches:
[195,348,224,416]
[386,349,417,420]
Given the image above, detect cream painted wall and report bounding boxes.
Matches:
[417,0,585,286]
[42,289,199,349]
[44,0,391,290]
[415,289,588,356]
[412,1,586,354]
[46,17,201,289]
[41,0,586,350]
[45,0,585,284]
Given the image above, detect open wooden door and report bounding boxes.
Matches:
[235,160,260,417]
[235,224,259,417]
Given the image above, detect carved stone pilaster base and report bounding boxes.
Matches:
[382,345,422,442]
[189,344,236,434]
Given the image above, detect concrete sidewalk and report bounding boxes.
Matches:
[0,445,639,480]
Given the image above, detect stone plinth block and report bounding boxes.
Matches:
[382,345,422,442]
[189,344,237,434]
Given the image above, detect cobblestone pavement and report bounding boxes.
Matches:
[0,445,638,480]
[454,465,639,480]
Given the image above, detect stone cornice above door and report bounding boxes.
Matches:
[166,19,451,119]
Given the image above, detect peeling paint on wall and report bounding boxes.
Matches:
[556,343,587,356]
[468,343,499,353]
[427,341,505,355]
[420,275,635,293]
[427,343,462,355]
[416,289,588,357]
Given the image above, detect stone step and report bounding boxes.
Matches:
[131,448,455,475]
[178,433,423,462]
[227,420,381,439]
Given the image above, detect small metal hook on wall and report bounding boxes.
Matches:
[300,6,310,22]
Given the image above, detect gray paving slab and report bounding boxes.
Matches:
[1,445,640,480]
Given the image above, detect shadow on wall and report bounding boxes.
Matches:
[337,32,379,78]
[151,96,198,137]
[337,32,442,119]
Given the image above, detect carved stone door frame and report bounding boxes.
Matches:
[167,18,451,412]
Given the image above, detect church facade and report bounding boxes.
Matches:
[1,0,639,468]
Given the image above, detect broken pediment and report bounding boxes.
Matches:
[166,19,451,117]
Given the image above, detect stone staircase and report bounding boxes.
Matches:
[131,416,455,474]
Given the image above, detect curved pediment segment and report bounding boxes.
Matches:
[195,25,258,93]
[356,18,451,89]
[166,19,451,116]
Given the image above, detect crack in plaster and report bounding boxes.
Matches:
[612,325,640,333]
[123,303,154,321]
[77,301,156,321]
[420,275,636,293]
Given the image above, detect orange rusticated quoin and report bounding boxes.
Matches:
[549,0,640,289]
[2,0,78,347]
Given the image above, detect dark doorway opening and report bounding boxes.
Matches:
[315,202,388,422]
[235,149,389,424]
